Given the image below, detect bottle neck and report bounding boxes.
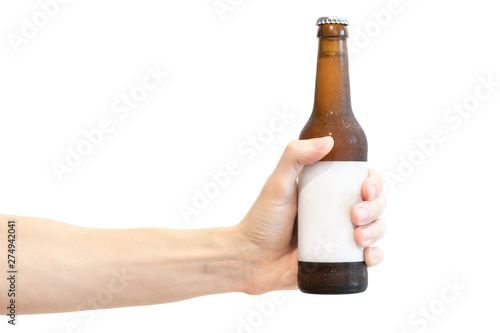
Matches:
[312,35,352,115]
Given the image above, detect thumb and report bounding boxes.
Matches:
[267,136,334,195]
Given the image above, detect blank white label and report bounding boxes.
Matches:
[298,161,367,263]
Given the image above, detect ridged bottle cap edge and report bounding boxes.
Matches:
[316,16,349,26]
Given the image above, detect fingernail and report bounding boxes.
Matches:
[313,136,332,150]
[369,185,377,200]
[357,207,368,223]
[363,229,371,242]
[370,247,378,260]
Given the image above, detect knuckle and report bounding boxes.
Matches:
[264,174,291,202]
[379,194,387,211]
[285,140,299,156]
[377,218,387,237]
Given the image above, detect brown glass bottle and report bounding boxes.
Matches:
[297,17,368,294]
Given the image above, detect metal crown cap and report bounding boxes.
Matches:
[316,16,349,26]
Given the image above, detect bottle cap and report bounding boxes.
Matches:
[316,16,349,26]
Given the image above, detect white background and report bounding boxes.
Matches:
[1,0,499,332]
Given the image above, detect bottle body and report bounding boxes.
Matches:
[297,18,368,294]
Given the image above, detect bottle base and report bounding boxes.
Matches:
[298,261,368,294]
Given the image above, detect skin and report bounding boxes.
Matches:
[0,136,386,314]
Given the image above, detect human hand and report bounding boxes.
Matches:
[236,137,387,295]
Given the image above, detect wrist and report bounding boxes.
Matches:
[228,223,262,295]
[232,222,285,296]
[234,219,300,295]
[197,225,253,295]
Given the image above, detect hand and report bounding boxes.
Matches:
[236,137,387,295]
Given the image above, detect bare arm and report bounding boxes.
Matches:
[0,214,250,314]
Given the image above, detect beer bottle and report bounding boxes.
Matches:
[297,17,368,294]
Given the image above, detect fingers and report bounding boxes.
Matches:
[361,169,384,201]
[354,218,386,247]
[273,137,334,185]
[351,194,386,226]
[364,247,384,267]
[353,169,386,267]
[351,169,386,227]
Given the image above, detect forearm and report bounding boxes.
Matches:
[0,214,251,314]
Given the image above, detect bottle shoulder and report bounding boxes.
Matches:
[299,113,367,161]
